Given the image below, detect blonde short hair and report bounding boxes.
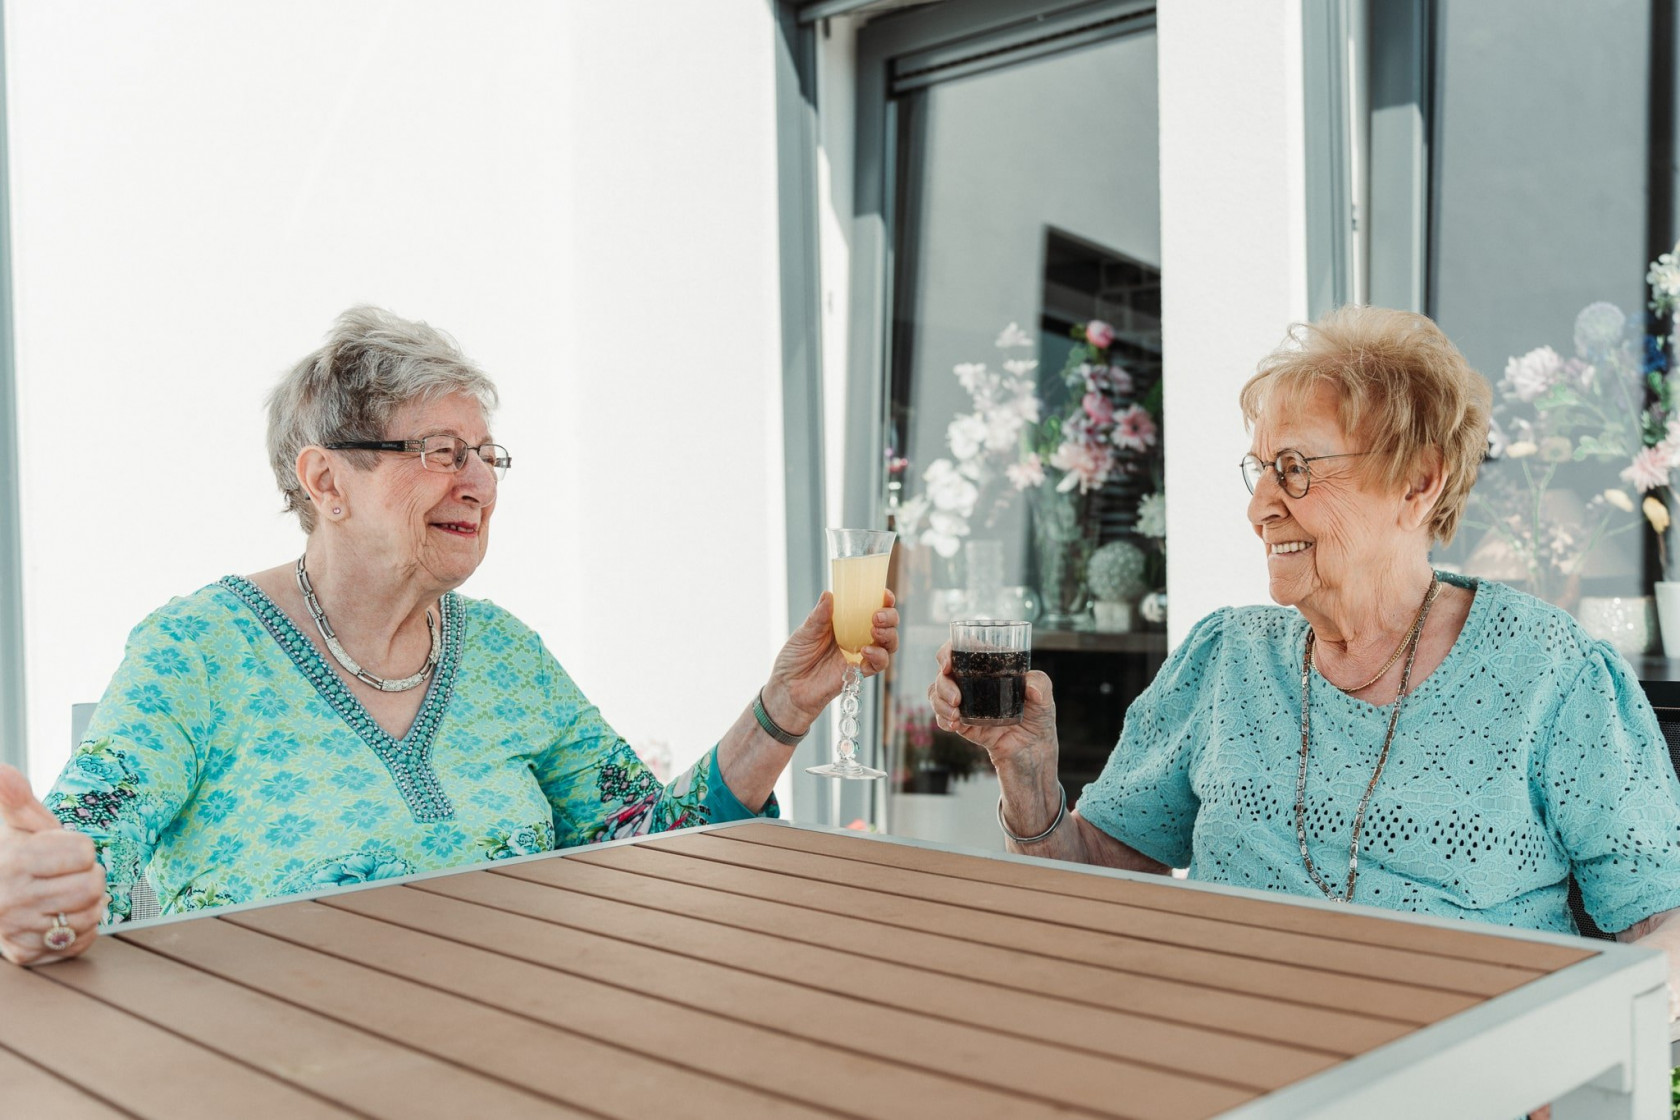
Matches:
[1239,306,1490,545]
[266,307,499,533]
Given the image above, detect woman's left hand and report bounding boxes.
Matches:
[761,590,899,735]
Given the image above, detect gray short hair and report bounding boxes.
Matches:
[267,307,500,533]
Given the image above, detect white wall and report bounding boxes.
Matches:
[8,0,790,793]
[1156,0,1309,642]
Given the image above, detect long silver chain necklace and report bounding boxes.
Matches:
[1294,576,1440,902]
[295,555,440,692]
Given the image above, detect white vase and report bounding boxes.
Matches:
[1576,595,1656,659]
[1657,583,1680,658]
[1092,600,1133,633]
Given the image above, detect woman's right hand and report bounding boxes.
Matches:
[928,642,1059,771]
[0,764,106,966]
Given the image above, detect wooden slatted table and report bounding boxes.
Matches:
[0,819,1668,1119]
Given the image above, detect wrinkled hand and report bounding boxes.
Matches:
[0,764,106,966]
[763,590,900,734]
[929,642,1059,771]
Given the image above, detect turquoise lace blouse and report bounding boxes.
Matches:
[47,578,775,922]
[1078,573,1680,934]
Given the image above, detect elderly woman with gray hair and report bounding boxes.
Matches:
[933,306,1680,1017]
[0,306,898,966]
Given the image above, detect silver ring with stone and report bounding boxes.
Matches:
[43,912,76,952]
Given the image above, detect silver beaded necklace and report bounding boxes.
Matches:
[1294,576,1440,903]
[295,555,440,692]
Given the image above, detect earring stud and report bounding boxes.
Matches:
[332,507,342,516]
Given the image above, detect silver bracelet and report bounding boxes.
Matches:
[997,782,1067,844]
[752,689,806,746]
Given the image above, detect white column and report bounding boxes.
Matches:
[1157,0,1311,646]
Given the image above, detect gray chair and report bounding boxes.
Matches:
[69,703,160,923]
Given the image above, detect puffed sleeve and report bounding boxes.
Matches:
[1538,643,1680,934]
[530,634,776,847]
[1075,609,1228,868]
[44,606,210,924]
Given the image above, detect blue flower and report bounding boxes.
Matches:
[338,798,386,830]
[457,761,494,781]
[259,771,309,804]
[469,787,512,811]
[491,700,528,723]
[143,647,194,678]
[337,766,377,792]
[207,834,246,865]
[486,823,549,859]
[251,731,297,762]
[202,745,239,781]
[421,823,469,858]
[196,789,239,824]
[476,627,515,653]
[485,663,519,690]
[125,684,172,716]
[264,813,313,849]
[158,614,210,642]
[247,688,286,719]
[310,848,413,887]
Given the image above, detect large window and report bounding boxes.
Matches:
[854,2,1164,839]
[1348,0,1678,660]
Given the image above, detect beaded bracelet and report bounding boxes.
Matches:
[997,782,1067,844]
[752,689,807,746]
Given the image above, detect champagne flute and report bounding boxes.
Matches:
[808,528,895,779]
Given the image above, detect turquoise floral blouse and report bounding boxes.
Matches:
[47,578,775,922]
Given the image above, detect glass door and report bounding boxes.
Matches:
[864,6,1166,845]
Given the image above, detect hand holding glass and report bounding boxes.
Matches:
[808,528,895,779]
[950,621,1031,725]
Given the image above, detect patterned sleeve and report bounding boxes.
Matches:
[1074,609,1227,868]
[1538,643,1680,934]
[530,636,777,847]
[43,606,210,923]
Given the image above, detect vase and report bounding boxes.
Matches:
[1030,488,1095,628]
[963,538,1005,619]
[1576,595,1656,659]
[1656,583,1680,658]
[1092,600,1133,633]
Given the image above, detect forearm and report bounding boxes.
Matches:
[1620,906,1680,1019]
[996,761,1168,873]
[714,690,804,814]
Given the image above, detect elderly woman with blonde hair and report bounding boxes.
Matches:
[933,306,1680,1004]
[0,306,898,966]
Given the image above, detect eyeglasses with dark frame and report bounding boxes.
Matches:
[326,435,513,481]
[1240,449,1370,499]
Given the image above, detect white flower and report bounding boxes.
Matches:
[1505,440,1539,459]
[1502,346,1565,403]
[922,510,970,558]
[1603,489,1636,513]
[1486,418,1509,460]
[946,414,987,462]
[1650,250,1680,302]
[1010,387,1041,425]
[1007,453,1045,491]
[1136,491,1166,537]
[983,410,1023,453]
[1621,446,1671,492]
[995,322,1032,349]
[1049,441,1111,493]
[1002,358,1038,377]
[1647,496,1673,535]
[953,362,989,395]
[923,459,978,514]
[1573,302,1626,356]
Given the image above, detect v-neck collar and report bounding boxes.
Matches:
[219,574,463,823]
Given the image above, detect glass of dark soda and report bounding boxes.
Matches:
[950,621,1031,725]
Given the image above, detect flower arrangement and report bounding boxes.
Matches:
[1466,259,1680,604]
[891,700,989,793]
[892,320,1159,557]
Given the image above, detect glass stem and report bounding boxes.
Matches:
[836,662,863,768]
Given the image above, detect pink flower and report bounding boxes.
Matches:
[1050,441,1111,493]
[1099,363,1134,395]
[1084,320,1115,349]
[1112,404,1158,453]
[1621,445,1671,492]
[1082,391,1114,425]
[1007,453,1045,490]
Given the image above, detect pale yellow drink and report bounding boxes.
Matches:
[831,552,891,664]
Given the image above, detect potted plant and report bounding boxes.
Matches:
[1087,539,1148,632]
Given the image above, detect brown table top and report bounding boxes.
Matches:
[0,819,1605,1119]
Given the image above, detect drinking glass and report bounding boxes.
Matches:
[807,528,896,779]
[950,621,1031,725]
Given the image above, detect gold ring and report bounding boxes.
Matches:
[43,912,75,952]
